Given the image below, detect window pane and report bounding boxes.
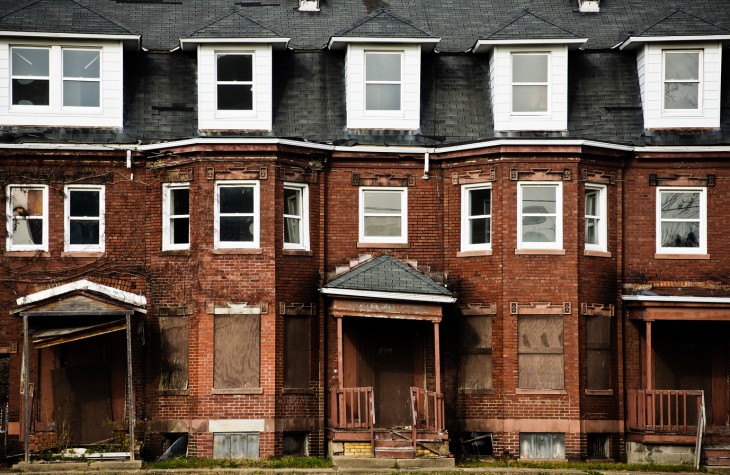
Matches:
[284,188,301,216]
[10,188,44,246]
[461,315,492,350]
[284,316,309,388]
[70,220,100,245]
[518,315,563,352]
[217,54,253,82]
[470,217,490,245]
[661,222,700,248]
[522,186,556,214]
[366,53,401,81]
[70,190,100,217]
[585,217,598,245]
[171,217,190,245]
[585,190,598,216]
[218,85,253,111]
[63,50,100,78]
[12,79,49,106]
[220,216,254,242]
[64,81,100,107]
[159,317,189,390]
[661,192,700,219]
[513,54,548,82]
[519,354,564,389]
[586,349,610,390]
[220,186,254,214]
[513,85,548,112]
[366,84,401,110]
[460,354,492,390]
[522,217,556,242]
[171,188,189,215]
[665,52,699,80]
[11,188,44,216]
[284,217,301,244]
[11,218,43,245]
[12,48,49,76]
[470,188,490,216]
[364,191,401,214]
[664,82,698,109]
[364,216,401,237]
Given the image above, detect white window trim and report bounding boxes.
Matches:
[215,180,260,249]
[662,49,703,116]
[64,184,105,253]
[283,183,310,251]
[585,184,607,253]
[364,50,404,116]
[511,51,551,116]
[6,184,49,252]
[359,186,408,244]
[214,51,257,118]
[460,183,492,252]
[162,183,190,251]
[517,181,563,251]
[61,47,102,111]
[655,186,707,255]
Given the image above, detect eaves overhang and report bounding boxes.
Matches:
[618,35,730,50]
[320,287,456,304]
[472,38,588,54]
[0,31,140,50]
[179,37,290,51]
[327,36,440,51]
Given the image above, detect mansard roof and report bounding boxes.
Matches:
[322,254,453,300]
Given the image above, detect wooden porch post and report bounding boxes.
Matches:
[646,320,653,390]
[23,315,29,463]
[433,322,441,393]
[336,316,343,389]
[126,313,135,461]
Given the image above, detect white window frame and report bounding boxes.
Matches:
[662,49,703,115]
[517,181,563,251]
[64,184,105,253]
[283,183,309,251]
[364,50,404,115]
[214,181,260,249]
[162,183,190,251]
[460,183,492,252]
[215,51,256,117]
[61,47,102,110]
[655,186,707,255]
[10,46,50,108]
[511,51,551,116]
[359,186,408,244]
[6,184,48,252]
[584,184,607,252]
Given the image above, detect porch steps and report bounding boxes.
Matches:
[703,445,730,466]
[374,433,416,459]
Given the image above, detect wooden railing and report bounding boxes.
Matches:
[627,389,704,433]
[410,387,445,432]
[330,387,374,430]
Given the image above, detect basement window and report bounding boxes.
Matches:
[283,432,308,456]
[520,433,565,459]
[587,433,610,459]
[213,432,259,459]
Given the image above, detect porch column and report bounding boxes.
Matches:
[126,313,135,461]
[336,316,343,389]
[433,322,441,393]
[646,320,653,390]
[22,315,29,463]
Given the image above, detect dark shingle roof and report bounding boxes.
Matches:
[323,254,452,297]
[480,9,583,41]
[633,7,730,38]
[183,8,284,39]
[333,9,435,39]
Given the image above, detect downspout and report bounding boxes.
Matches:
[422,148,436,180]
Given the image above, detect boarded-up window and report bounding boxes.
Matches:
[518,315,564,389]
[159,317,189,390]
[214,314,260,389]
[213,432,259,458]
[284,316,309,388]
[460,315,492,390]
[520,432,565,459]
[283,432,308,456]
[586,315,611,390]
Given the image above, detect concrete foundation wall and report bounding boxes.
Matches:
[626,442,695,465]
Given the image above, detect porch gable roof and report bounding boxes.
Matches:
[13,279,146,315]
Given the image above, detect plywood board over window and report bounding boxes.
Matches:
[586,315,610,390]
[284,316,309,388]
[159,317,189,390]
[518,315,564,389]
[214,314,260,389]
[460,315,492,390]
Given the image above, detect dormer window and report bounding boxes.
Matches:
[63,49,101,108]
[663,50,701,112]
[216,53,254,111]
[365,51,402,112]
[11,47,49,106]
[512,52,549,114]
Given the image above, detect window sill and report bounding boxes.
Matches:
[61,251,105,258]
[516,389,567,395]
[584,250,611,258]
[5,251,50,258]
[515,249,565,256]
[211,388,263,395]
[357,242,409,249]
[283,388,315,395]
[458,388,495,395]
[283,249,313,257]
[585,389,614,396]
[158,389,189,396]
[457,250,492,258]
[160,249,191,257]
[212,248,263,255]
[654,253,710,260]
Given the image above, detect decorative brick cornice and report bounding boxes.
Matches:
[452,168,496,185]
[0,342,18,354]
[207,166,268,181]
[157,303,194,317]
[279,166,318,183]
[279,302,316,316]
[0,170,114,184]
[649,173,715,187]
[158,168,193,183]
[207,302,268,315]
[460,303,497,315]
[510,301,571,315]
[623,281,730,292]
[580,303,614,317]
[582,169,615,185]
[352,172,415,187]
[510,168,571,181]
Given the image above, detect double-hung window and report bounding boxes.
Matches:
[11,47,50,106]
[656,187,706,255]
[64,185,105,252]
[359,187,407,244]
[62,49,101,108]
[461,184,491,252]
[215,181,259,249]
[512,52,549,114]
[365,51,402,112]
[517,182,562,250]
[162,183,190,251]
[216,53,254,112]
[283,183,309,251]
[663,50,701,112]
[6,184,48,252]
[585,184,607,252]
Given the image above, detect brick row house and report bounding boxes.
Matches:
[2,0,730,466]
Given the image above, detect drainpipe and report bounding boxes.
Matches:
[423,149,435,180]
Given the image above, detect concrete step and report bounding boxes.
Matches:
[374,446,416,459]
[375,439,413,448]
[333,455,455,469]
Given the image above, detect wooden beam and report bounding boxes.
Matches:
[434,322,441,394]
[336,317,343,389]
[646,321,653,390]
[646,308,730,321]
[23,316,29,463]
[126,313,135,461]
